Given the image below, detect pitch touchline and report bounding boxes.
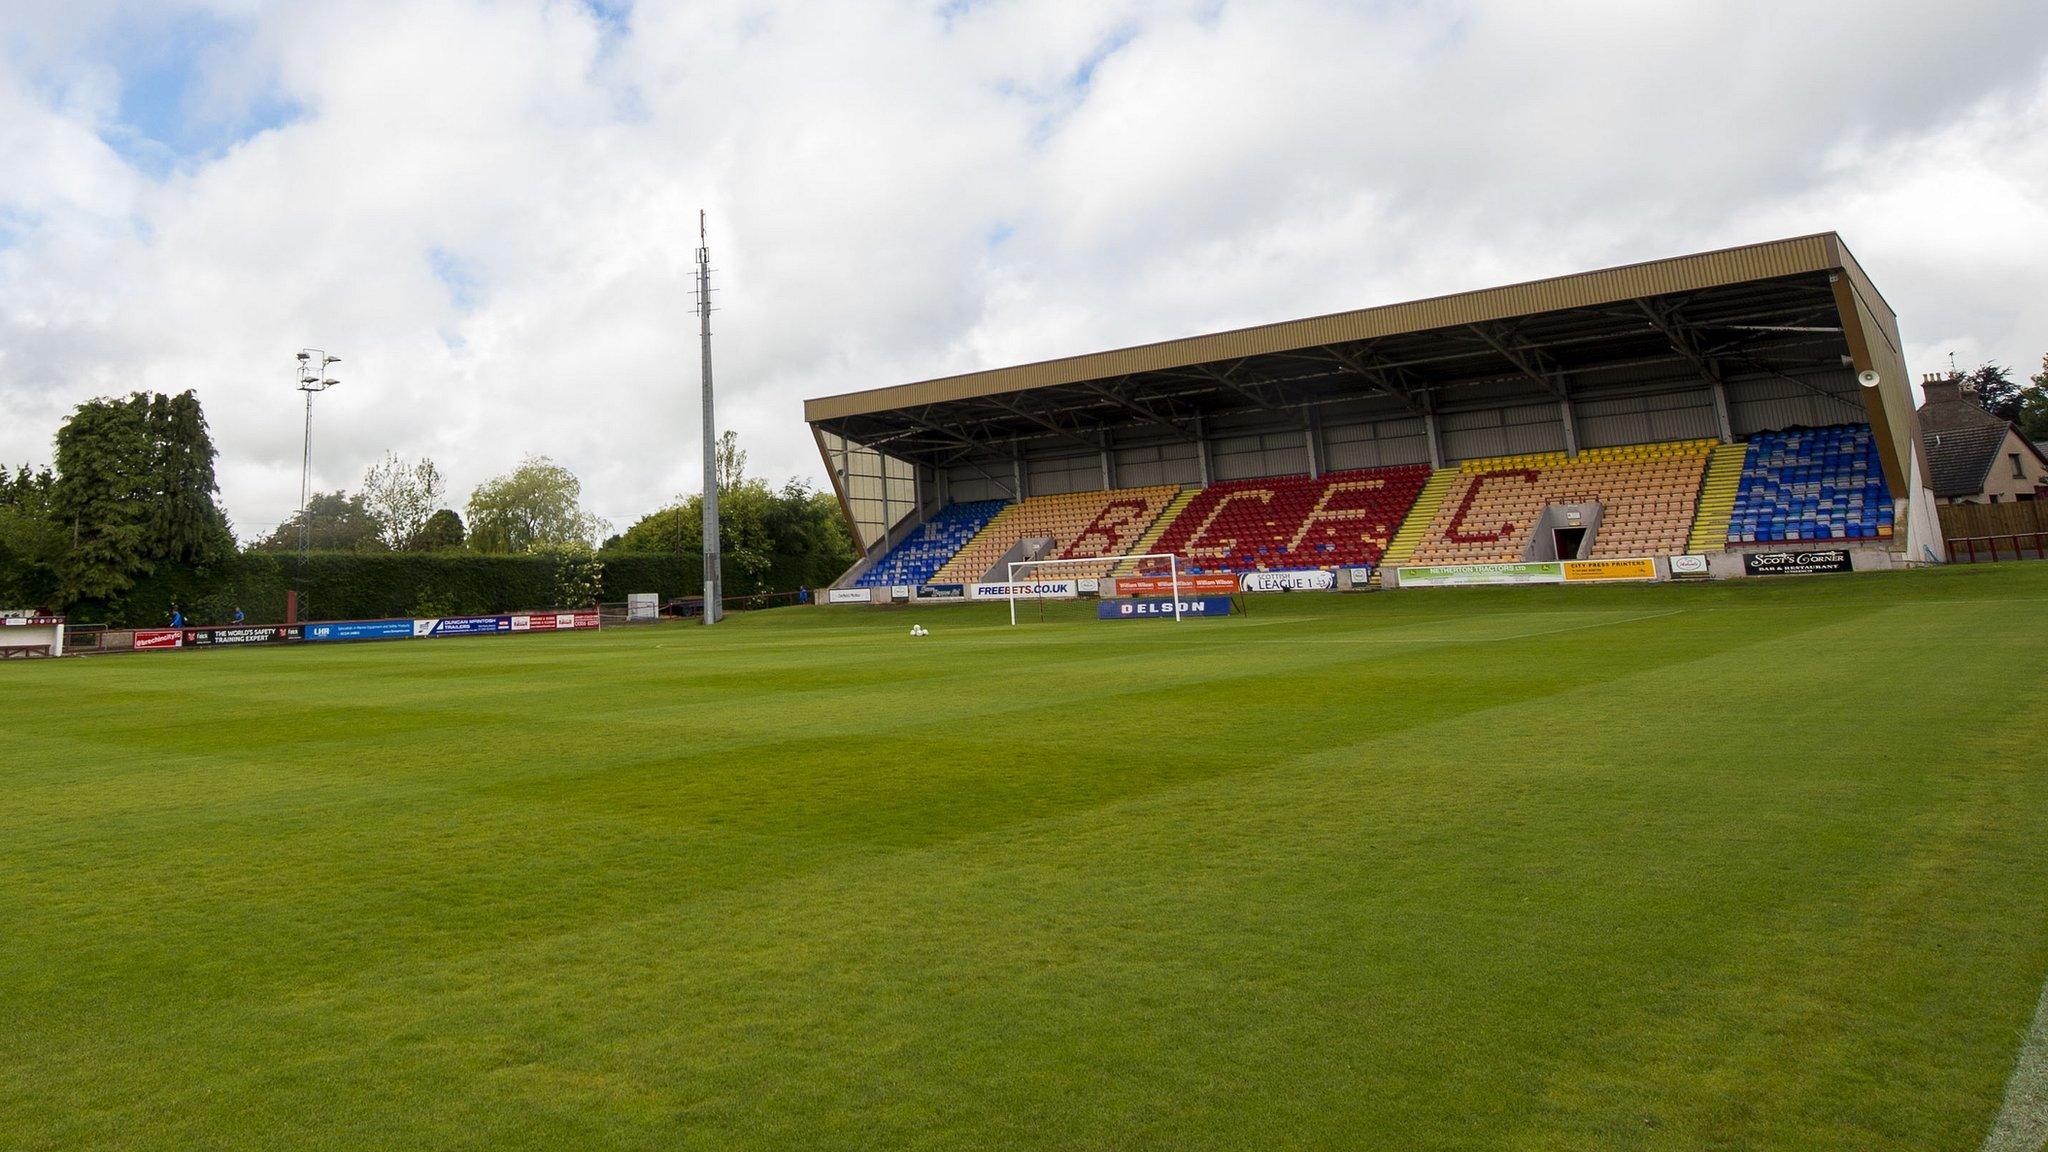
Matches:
[1983,967,2048,1151]
[1136,608,1690,645]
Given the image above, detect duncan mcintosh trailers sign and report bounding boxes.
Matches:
[414,615,512,638]
[914,584,966,601]
[1744,549,1852,576]
[1098,596,1234,620]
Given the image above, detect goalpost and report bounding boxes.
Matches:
[1005,553,1183,625]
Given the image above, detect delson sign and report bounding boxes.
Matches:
[1098,596,1234,620]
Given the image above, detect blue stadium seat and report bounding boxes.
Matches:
[1725,424,1892,546]
[853,500,1009,588]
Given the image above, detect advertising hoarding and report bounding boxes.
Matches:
[414,615,512,638]
[969,580,1078,601]
[1239,569,1336,592]
[1114,574,1239,596]
[304,619,415,642]
[1396,562,1565,587]
[1561,558,1657,582]
[1097,596,1235,620]
[1744,549,1852,576]
[186,626,301,646]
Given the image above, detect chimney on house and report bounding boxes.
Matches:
[1920,372,1963,405]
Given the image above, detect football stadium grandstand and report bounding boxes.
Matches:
[806,233,1943,593]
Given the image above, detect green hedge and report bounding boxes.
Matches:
[70,551,699,628]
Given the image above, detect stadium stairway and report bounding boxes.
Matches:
[1686,442,1748,554]
[1373,467,1459,579]
[1111,487,1201,577]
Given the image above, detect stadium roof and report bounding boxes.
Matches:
[805,232,1918,489]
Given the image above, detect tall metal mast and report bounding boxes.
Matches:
[696,211,721,625]
[295,349,340,554]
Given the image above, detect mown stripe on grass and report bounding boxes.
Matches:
[1984,969,2048,1152]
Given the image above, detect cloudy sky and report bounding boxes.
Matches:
[3,0,2046,539]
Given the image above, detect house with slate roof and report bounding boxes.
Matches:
[1915,376,2048,504]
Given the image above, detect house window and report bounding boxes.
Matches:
[2013,452,2027,479]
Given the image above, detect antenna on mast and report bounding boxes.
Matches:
[696,209,722,625]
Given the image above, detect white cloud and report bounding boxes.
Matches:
[1,0,2046,541]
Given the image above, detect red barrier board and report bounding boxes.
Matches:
[133,629,184,650]
[510,611,600,632]
[1115,575,1239,596]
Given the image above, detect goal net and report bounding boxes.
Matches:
[1004,553,1184,625]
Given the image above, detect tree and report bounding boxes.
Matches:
[413,508,466,551]
[143,391,232,565]
[717,429,747,493]
[0,465,65,609]
[2024,356,2048,443]
[1953,362,2023,423]
[361,452,445,550]
[536,541,604,607]
[256,491,386,552]
[612,473,856,595]
[52,397,154,600]
[617,500,694,554]
[465,456,608,553]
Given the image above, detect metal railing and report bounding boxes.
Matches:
[1946,533,2048,563]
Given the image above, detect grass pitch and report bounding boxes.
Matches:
[3,565,2047,1150]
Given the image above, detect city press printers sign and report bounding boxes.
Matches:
[827,588,872,604]
[970,580,1078,601]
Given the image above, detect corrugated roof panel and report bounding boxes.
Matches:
[804,233,1845,422]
